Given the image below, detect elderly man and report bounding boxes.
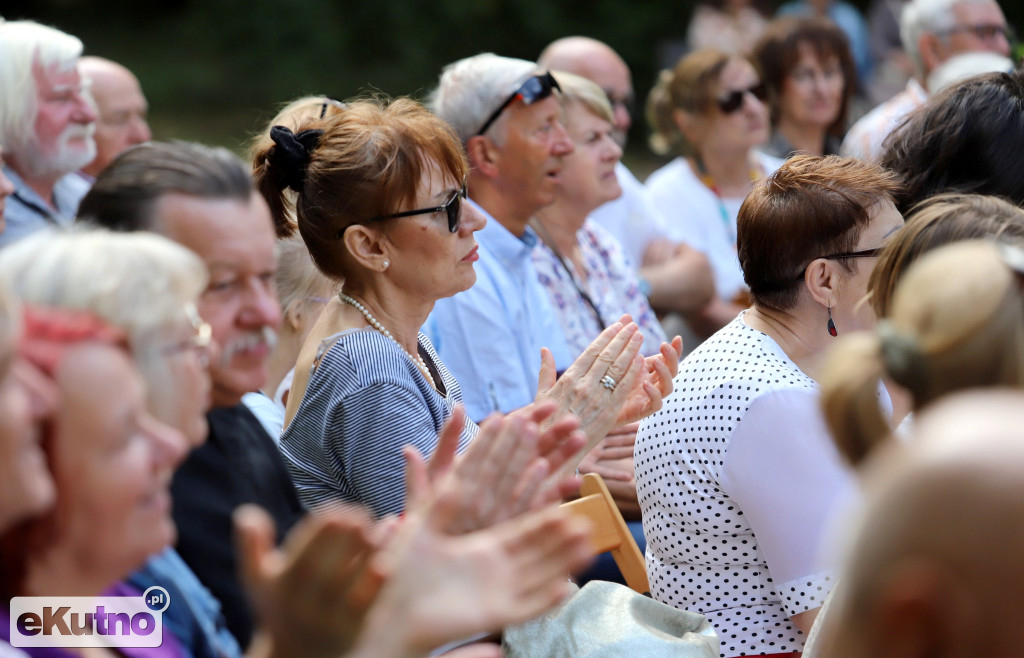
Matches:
[0,20,96,248]
[538,36,713,322]
[77,142,300,651]
[819,390,1024,657]
[78,56,151,180]
[425,53,578,422]
[841,0,1010,161]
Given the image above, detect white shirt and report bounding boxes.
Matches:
[840,78,928,162]
[589,161,674,271]
[636,313,886,656]
[644,153,784,301]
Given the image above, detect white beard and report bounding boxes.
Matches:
[19,123,97,179]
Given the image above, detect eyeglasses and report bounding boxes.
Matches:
[939,23,1014,43]
[603,89,636,116]
[363,181,468,234]
[476,72,562,136]
[161,311,213,367]
[795,247,883,281]
[717,83,767,115]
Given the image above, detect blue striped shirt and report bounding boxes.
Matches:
[281,327,477,518]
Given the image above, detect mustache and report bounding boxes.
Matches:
[58,122,95,143]
[219,326,277,365]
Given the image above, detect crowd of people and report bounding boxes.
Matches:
[0,0,1021,656]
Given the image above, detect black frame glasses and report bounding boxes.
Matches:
[716,83,767,115]
[794,247,883,281]
[476,72,562,136]
[358,181,468,236]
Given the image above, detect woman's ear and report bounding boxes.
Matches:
[283,300,304,332]
[465,135,500,179]
[673,107,702,144]
[342,224,389,274]
[803,258,839,309]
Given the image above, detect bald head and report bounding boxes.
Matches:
[78,56,151,178]
[538,37,633,145]
[826,391,1024,658]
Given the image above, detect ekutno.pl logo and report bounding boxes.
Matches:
[10,586,170,649]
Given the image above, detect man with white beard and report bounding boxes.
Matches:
[0,20,96,248]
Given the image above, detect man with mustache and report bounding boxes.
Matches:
[0,20,97,248]
[77,141,302,651]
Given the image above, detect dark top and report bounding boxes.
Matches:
[170,404,305,650]
[761,130,843,160]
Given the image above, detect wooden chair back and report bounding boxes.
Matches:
[561,472,650,594]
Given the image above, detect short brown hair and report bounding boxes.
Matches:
[738,154,902,312]
[251,96,468,281]
[869,193,1024,318]
[754,15,856,136]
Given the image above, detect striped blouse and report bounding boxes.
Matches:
[280,327,477,518]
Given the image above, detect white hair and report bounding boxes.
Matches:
[0,226,207,342]
[428,53,538,145]
[927,51,1014,92]
[0,20,84,153]
[0,227,208,414]
[900,0,1000,77]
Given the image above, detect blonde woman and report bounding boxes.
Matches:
[823,239,1024,465]
[532,71,668,358]
[243,234,336,440]
[645,49,784,337]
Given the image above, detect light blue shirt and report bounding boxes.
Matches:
[0,166,89,249]
[425,200,573,423]
[128,547,243,658]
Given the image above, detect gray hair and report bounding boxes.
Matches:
[77,140,253,232]
[428,53,537,144]
[0,227,208,419]
[0,20,84,154]
[901,0,996,77]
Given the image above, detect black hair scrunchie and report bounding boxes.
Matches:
[268,125,324,193]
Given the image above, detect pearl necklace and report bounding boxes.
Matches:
[338,292,435,387]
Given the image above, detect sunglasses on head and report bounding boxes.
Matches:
[476,72,562,136]
[716,83,767,115]
[355,180,468,236]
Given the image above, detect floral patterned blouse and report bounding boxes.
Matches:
[533,220,667,358]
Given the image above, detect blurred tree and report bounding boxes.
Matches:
[1,0,1019,158]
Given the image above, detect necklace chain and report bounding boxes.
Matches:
[337,292,435,387]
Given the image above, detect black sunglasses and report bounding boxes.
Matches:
[794,247,883,281]
[354,181,468,236]
[717,83,767,114]
[476,72,562,136]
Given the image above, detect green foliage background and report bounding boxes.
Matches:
[3,0,1021,158]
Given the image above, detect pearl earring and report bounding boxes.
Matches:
[382,260,390,271]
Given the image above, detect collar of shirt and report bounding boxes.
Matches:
[468,198,539,272]
[4,164,88,221]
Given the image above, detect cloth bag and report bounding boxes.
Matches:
[503,580,720,657]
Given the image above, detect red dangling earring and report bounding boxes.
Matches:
[827,306,837,337]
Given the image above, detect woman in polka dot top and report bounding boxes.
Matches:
[636,155,903,657]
